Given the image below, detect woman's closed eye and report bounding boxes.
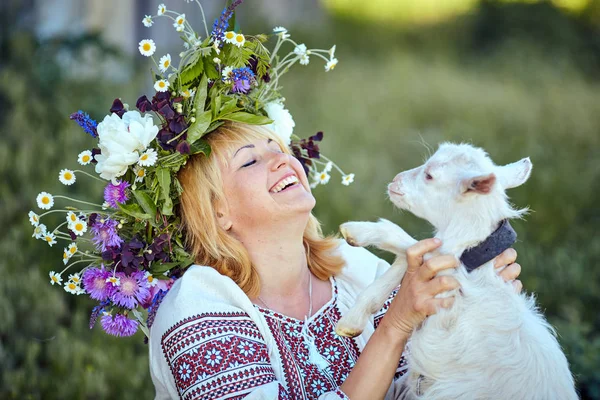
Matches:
[241,159,256,168]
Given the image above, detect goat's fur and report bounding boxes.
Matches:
[336,143,577,400]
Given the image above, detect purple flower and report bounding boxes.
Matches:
[104,180,130,208]
[110,98,126,118]
[91,218,123,252]
[69,110,98,138]
[231,67,255,94]
[89,300,110,329]
[82,266,117,301]
[210,0,244,42]
[111,271,150,309]
[100,313,139,337]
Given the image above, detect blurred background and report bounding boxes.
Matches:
[1,0,599,398]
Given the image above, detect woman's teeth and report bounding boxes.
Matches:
[271,175,299,193]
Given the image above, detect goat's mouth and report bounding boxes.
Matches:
[387,183,404,197]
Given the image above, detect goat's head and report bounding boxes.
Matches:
[387,143,532,231]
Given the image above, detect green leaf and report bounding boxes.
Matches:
[195,74,208,110]
[212,94,222,119]
[179,55,204,88]
[156,168,173,216]
[218,97,240,116]
[218,112,272,125]
[132,190,158,220]
[117,203,152,220]
[191,139,211,155]
[187,110,212,143]
[203,57,219,80]
[150,262,179,274]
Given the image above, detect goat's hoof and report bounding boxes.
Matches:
[340,222,363,247]
[335,324,363,338]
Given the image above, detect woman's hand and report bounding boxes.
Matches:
[381,238,460,335]
[494,248,523,293]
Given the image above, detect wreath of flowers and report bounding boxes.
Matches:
[29,0,353,338]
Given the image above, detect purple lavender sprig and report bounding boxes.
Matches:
[69,110,98,138]
[210,0,244,43]
[231,67,255,94]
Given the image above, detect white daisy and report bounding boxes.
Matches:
[138,148,158,167]
[157,3,167,15]
[68,243,78,256]
[317,171,331,184]
[310,181,319,189]
[66,211,79,228]
[233,33,245,48]
[102,201,109,210]
[71,219,87,236]
[324,161,333,172]
[62,248,70,265]
[342,173,355,186]
[223,31,236,44]
[33,224,47,239]
[142,15,153,27]
[49,271,63,286]
[133,165,146,182]
[273,26,287,34]
[68,273,81,284]
[213,40,221,55]
[221,66,233,83]
[325,58,338,72]
[106,276,120,286]
[173,14,186,32]
[36,192,54,210]
[158,54,171,73]
[180,88,195,99]
[44,232,57,247]
[299,54,310,65]
[64,281,80,295]
[144,271,158,288]
[28,211,40,226]
[294,43,307,56]
[138,39,156,57]
[329,45,336,58]
[76,286,86,295]
[58,169,76,185]
[154,79,169,92]
[77,150,93,165]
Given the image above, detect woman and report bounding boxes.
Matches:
[148,123,522,399]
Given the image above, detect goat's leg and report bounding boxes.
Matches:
[336,257,409,337]
[340,219,417,255]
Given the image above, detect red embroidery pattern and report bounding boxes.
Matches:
[161,312,287,400]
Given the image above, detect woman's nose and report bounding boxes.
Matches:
[269,150,288,171]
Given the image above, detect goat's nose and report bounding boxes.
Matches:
[392,173,402,183]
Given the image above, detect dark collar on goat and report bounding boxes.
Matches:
[460,219,517,272]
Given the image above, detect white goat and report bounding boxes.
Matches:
[337,143,578,400]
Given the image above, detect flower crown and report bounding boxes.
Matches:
[29,1,353,338]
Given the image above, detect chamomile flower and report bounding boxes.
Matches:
[28,211,40,226]
[77,150,93,165]
[173,14,186,32]
[138,39,156,57]
[68,243,78,256]
[33,224,47,239]
[44,232,57,247]
[324,161,333,172]
[62,248,70,264]
[273,26,290,38]
[233,33,246,47]
[325,58,338,72]
[49,271,63,286]
[66,211,78,227]
[223,31,236,44]
[106,275,121,287]
[138,148,158,167]
[68,273,82,284]
[64,281,81,295]
[341,173,355,186]
[142,15,153,27]
[317,171,331,184]
[144,271,158,288]
[213,40,221,55]
[329,45,336,58]
[58,169,76,185]
[310,181,319,189]
[180,88,195,99]
[158,54,171,73]
[133,165,146,182]
[157,3,167,16]
[221,66,233,83]
[294,44,307,56]
[71,219,88,236]
[36,192,54,210]
[154,79,169,92]
[300,54,310,65]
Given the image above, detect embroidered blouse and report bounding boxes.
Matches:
[149,241,409,399]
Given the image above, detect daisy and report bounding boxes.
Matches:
[64,281,80,295]
[62,248,71,265]
[325,58,338,71]
[324,161,333,172]
[329,45,336,58]
[28,211,40,226]
[157,3,167,16]
[158,54,171,73]
[68,273,82,284]
[300,54,310,65]
[58,169,76,185]
[133,165,146,183]
[310,181,319,189]
[173,14,186,32]
[213,40,221,55]
[77,150,93,165]
[71,219,88,236]
[138,39,156,57]
[138,148,158,167]
[49,271,63,286]
[154,79,169,92]
[233,33,245,48]
[223,31,236,44]
[221,66,233,83]
[33,224,46,239]
[144,271,158,288]
[36,192,54,210]
[142,15,153,27]
[294,43,307,56]
[342,173,355,186]
[317,171,331,185]
[68,242,78,256]
[66,211,79,227]
[273,26,287,34]
[180,88,195,99]
[106,275,120,287]
[44,232,57,247]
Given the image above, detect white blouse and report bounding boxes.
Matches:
[149,241,409,399]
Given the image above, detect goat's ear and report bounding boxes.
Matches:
[461,173,497,195]
[497,157,532,189]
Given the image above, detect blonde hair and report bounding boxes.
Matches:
[177,122,344,298]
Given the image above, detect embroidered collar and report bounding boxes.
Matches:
[460,219,517,272]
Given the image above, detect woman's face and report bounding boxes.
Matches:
[219,137,316,233]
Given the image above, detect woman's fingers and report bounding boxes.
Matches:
[499,262,521,282]
[428,274,461,295]
[405,238,442,275]
[424,297,456,316]
[494,248,517,268]
[512,279,523,293]
[420,255,459,280]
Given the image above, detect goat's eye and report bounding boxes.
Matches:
[425,172,433,181]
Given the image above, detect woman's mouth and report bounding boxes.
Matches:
[270,175,300,193]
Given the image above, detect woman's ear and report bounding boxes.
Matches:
[216,208,233,231]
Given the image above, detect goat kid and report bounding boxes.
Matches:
[336,143,577,400]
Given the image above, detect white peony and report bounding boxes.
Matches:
[94,111,159,181]
[264,101,295,146]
